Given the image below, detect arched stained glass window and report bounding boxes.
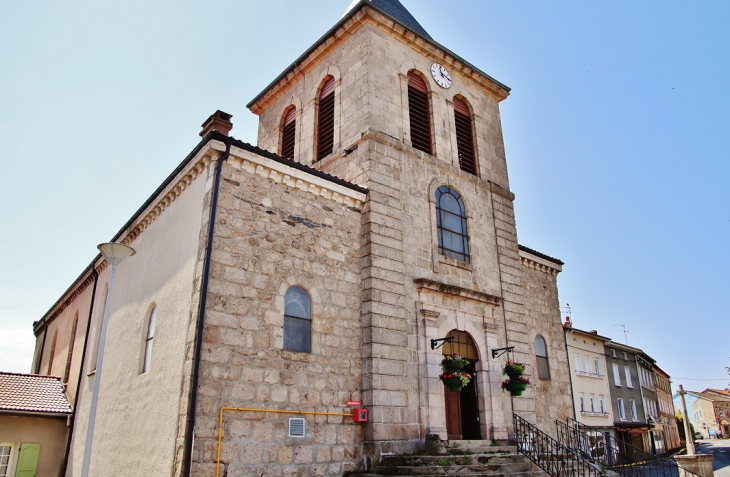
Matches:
[535,335,550,380]
[284,286,311,353]
[436,186,469,263]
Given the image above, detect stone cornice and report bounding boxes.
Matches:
[413,278,501,306]
[248,6,509,115]
[35,261,107,335]
[519,249,562,276]
[341,129,515,201]
[225,142,366,209]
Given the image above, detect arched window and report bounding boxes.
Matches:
[435,186,469,263]
[280,106,296,160]
[284,286,311,353]
[316,77,335,161]
[63,312,79,383]
[142,306,157,373]
[407,71,432,154]
[46,330,58,375]
[453,97,477,175]
[535,335,550,380]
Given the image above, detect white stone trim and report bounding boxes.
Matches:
[519,249,562,276]
[226,143,366,209]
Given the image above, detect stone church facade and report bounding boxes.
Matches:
[31,1,573,476]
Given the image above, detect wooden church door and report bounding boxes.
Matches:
[443,330,481,440]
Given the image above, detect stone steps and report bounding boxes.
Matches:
[359,443,549,477]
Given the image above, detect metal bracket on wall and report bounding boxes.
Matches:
[430,337,454,350]
[491,346,514,360]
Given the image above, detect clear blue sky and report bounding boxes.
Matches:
[1,1,728,394]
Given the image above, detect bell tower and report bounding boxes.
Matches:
[247,0,570,460]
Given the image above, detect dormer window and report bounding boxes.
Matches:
[407,71,432,154]
[316,77,335,161]
[453,96,476,175]
[281,106,296,160]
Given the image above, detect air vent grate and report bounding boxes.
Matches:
[288,418,305,438]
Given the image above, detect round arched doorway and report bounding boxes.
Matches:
[442,330,481,440]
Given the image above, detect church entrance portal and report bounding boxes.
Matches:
[443,330,481,440]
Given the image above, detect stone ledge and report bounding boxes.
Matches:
[413,278,501,306]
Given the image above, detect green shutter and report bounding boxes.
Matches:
[14,443,40,477]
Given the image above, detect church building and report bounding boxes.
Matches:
[31,1,573,475]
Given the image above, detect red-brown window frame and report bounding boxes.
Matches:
[316,77,335,161]
[407,71,432,155]
[280,106,296,160]
[453,96,477,175]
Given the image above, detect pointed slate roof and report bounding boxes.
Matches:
[346,0,431,39]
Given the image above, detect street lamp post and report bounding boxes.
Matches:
[81,243,136,477]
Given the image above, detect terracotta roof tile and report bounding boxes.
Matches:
[0,372,72,415]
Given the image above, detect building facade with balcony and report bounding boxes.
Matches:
[564,326,614,431]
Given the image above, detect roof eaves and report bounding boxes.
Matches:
[246,0,509,110]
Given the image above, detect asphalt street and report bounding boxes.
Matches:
[695,439,730,477]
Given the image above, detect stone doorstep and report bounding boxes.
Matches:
[444,440,517,453]
[358,472,545,477]
[375,462,532,475]
[381,453,525,467]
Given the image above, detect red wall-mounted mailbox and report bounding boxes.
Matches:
[353,408,368,422]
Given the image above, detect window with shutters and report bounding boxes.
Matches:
[63,312,79,383]
[284,287,311,353]
[435,185,469,263]
[280,106,296,160]
[453,96,477,175]
[535,335,550,380]
[0,444,13,477]
[46,331,57,375]
[316,77,335,161]
[407,71,432,154]
[141,306,157,374]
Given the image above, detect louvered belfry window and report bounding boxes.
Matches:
[281,106,296,160]
[453,97,477,175]
[407,71,432,154]
[316,77,335,161]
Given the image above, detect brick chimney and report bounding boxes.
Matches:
[200,110,233,137]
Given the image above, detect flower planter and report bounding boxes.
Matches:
[442,377,463,392]
[442,360,465,372]
[504,366,524,378]
[504,382,527,396]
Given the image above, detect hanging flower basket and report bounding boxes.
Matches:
[440,371,471,392]
[441,353,469,372]
[503,361,526,378]
[501,376,532,396]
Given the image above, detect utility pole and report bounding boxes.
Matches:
[678,385,696,455]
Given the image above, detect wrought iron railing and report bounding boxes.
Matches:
[514,414,609,477]
[556,417,700,477]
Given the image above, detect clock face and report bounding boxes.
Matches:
[431,63,452,88]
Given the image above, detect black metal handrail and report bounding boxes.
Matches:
[556,417,700,477]
[514,414,609,477]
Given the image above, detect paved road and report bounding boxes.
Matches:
[695,439,730,477]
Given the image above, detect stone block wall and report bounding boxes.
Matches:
[191,158,364,477]
[520,252,574,434]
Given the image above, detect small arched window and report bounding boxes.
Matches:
[47,330,58,375]
[407,71,432,154]
[316,77,335,161]
[435,186,469,263]
[284,286,311,353]
[142,306,157,373]
[280,106,296,160]
[63,312,79,383]
[535,335,550,380]
[453,97,477,175]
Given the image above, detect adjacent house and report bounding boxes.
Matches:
[604,341,648,450]
[653,365,680,451]
[563,325,613,431]
[0,372,73,477]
